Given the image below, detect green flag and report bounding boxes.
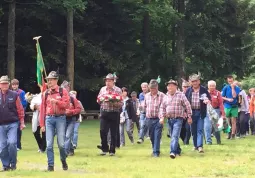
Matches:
[36,41,44,86]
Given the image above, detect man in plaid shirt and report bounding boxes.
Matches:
[159,80,192,159]
[144,79,165,157]
[97,73,122,156]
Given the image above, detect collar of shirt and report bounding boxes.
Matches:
[149,91,160,96]
[166,91,180,96]
[50,85,60,93]
[209,89,217,95]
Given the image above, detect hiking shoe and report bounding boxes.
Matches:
[47,166,54,172]
[137,139,143,144]
[198,147,204,153]
[0,167,10,172]
[109,153,115,156]
[100,151,107,156]
[231,134,235,140]
[61,160,68,171]
[73,145,77,149]
[193,147,198,151]
[170,153,176,159]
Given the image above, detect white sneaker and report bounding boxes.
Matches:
[17,148,20,151]
[170,153,176,159]
[146,137,150,140]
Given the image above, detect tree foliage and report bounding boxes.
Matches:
[0,0,255,108]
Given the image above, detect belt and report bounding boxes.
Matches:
[101,109,119,113]
[47,114,65,117]
[213,107,220,109]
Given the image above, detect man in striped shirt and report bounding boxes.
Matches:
[144,79,165,157]
[159,79,192,159]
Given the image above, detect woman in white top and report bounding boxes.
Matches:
[28,92,46,153]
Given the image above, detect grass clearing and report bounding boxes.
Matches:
[1,119,254,178]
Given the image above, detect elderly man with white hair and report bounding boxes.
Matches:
[204,80,225,145]
[137,82,150,144]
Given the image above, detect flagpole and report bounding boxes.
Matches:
[33,36,47,78]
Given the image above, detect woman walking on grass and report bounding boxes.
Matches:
[119,87,136,146]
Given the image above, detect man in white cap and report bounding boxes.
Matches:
[185,74,211,153]
[40,71,70,171]
[0,76,25,171]
[97,73,122,156]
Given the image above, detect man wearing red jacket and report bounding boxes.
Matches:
[0,76,25,171]
[40,71,70,172]
[60,81,81,156]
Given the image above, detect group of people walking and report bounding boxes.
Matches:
[0,71,253,172]
[0,71,84,172]
[97,73,254,159]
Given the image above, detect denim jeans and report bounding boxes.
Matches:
[46,116,67,166]
[204,109,220,144]
[17,121,22,149]
[65,117,76,154]
[139,113,149,140]
[119,119,134,145]
[168,118,183,155]
[191,110,204,148]
[147,118,163,156]
[0,121,18,169]
[72,122,80,147]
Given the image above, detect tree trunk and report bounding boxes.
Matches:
[67,9,74,89]
[142,0,150,50]
[7,0,16,79]
[176,0,185,84]
[142,0,150,74]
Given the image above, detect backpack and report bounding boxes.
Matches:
[45,87,79,119]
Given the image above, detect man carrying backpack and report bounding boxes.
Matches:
[39,71,70,171]
[60,81,81,156]
[11,79,27,151]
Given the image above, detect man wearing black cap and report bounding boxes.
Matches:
[97,73,122,156]
[159,80,192,159]
[39,71,70,171]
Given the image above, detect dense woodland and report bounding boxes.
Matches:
[0,0,255,109]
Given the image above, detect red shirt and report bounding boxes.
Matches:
[66,97,82,116]
[40,86,70,127]
[209,89,225,117]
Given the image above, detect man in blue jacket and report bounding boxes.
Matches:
[11,79,27,151]
[185,74,211,153]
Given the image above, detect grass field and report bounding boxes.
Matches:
[1,119,255,178]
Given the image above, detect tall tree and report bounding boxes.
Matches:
[175,0,185,83]
[7,0,16,79]
[66,8,74,89]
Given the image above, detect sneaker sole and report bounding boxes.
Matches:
[170,155,176,159]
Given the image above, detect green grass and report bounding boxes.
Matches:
[1,120,255,178]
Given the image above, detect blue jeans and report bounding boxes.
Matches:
[191,110,204,148]
[139,113,149,140]
[148,118,163,156]
[46,116,66,166]
[72,122,80,147]
[204,109,220,144]
[168,118,183,155]
[65,117,76,154]
[0,121,18,169]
